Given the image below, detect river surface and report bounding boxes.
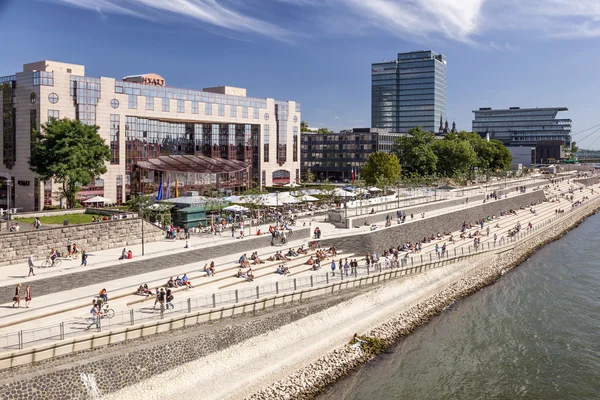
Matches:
[320,213,600,400]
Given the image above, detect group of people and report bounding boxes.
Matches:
[152,287,175,311]
[12,283,32,308]
[165,224,190,240]
[330,258,359,276]
[166,274,193,289]
[202,262,217,276]
[118,248,134,260]
[8,222,20,232]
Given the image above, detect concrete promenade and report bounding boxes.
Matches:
[0,174,595,350]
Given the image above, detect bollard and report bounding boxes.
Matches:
[311,275,314,287]
[18,331,23,350]
[60,322,65,340]
[411,257,414,266]
[276,281,279,294]
[421,255,423,263]
[454,249,456,256]
[462,248,464,255]
[235,290,239,304]
[256,286,260,299]
[130,309,135,326]
[188,297,192,312]
[212,293,216,308]
[294,278,298,290]
[429,253,432,261]
[326,273,329,283]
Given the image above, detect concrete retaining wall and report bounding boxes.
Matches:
[323,190,547,256]
[0,219,164,267]
[575,176,599,186]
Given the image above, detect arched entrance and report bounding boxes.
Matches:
[272,170,290,186]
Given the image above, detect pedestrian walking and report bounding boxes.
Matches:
[12,284,21,308]
[166,288,174,309]
[153,288,160,308]
[66,238,72,256]
[27,255,35,277]
[231,226,235,238]
[81,250,88,266]
[331,260,336,276]
[25,285,32,308]
[158,288,166,313]
[344,259,350,276]
[86,301,99,329]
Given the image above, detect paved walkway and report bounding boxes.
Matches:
[0,174,595,348]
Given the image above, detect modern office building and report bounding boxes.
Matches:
[0,61,301,211]
[472,107,572,147]
[372,50,447,134]
[472,107,571,164]
[300,128,403,182]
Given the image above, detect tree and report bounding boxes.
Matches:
[392,127,438,177]
[303,168,315,184]
[360,152,401,187]
[319,180,337,209]
[571,141,579,153]
[431,137,478,178]
[30,118,111,208]
[317,127,334,134]
[240,186,268,233]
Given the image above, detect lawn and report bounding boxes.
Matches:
[15,214,102,226]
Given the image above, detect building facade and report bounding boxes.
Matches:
[0,61,301,211]
[372,50,447,134]
[300,128,403,182]
[472,107,572,148]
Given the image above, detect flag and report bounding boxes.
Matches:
[165,174,170,200]
[156,174,163,200]
[351,168,355,184]
[175,179,179,198]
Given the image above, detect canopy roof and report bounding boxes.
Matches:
[136,155,249,174]
[83,196,112,203]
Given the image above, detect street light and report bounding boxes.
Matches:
[6,178,12,222]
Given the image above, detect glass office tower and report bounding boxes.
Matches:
[372,50,447,134]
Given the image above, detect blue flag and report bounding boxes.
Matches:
[156,174,163,200]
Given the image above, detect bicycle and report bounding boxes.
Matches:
[96,301,115,319]
[40,257,62,268]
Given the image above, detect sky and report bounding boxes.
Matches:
[1,0,599,148]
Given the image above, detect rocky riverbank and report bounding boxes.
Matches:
[247,198,600,400]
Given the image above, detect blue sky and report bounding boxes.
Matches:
[1,0,599,147]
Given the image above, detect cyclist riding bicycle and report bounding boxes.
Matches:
[48,248,58,266]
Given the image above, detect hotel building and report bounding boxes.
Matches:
[0,61,301,211]
[372,50,447,134]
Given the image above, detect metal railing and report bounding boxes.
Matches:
[0,193,597,353]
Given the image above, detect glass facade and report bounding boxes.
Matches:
[275,101,288,166]
[70,76,101,125]
[472,107,572,147]
[110,114,120,165]
[372,50,446,134]
[2,81,16,168]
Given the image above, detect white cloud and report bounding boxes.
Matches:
[43,0,290,39]
[43,0,600,43]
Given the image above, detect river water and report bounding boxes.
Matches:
[320,213,600,400]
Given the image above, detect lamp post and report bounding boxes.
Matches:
[138,192,145,256]
[276,191,280,227]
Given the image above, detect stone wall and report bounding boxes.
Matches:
[0,219,164,267]
[574,176,599,186]
[0,290,355,400]
[322,190,547,256]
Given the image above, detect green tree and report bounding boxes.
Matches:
[317,127,334,134]
[29,118,111,208]
[571,141,579,153]
[319,180,337,209]
[360,152,401,186]
[392,127,437,177]
[431,137,478,178]
[240,185,268,233]
[303,168,315,184]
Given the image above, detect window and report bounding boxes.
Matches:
[293,126,298,162]
[263,124,269,162]
[253,107,259,119]
[242,106,248,118]
[293,115,298,123]
[218,104,225,116]
[33,71,54,86]
[146,96,154,111]
[264,113,270,121]
[128,94,137,109]
[30,92,36,104]
[111,99,119,109]
[230,106,237,117]
[192,101,199,114]
[162,97,170,112]
[48,93,62,105]
[110,114,120,165]
[30,109,37,157]
[205,103,212,115]
[48,110,59,120]
[177,99,185,113]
